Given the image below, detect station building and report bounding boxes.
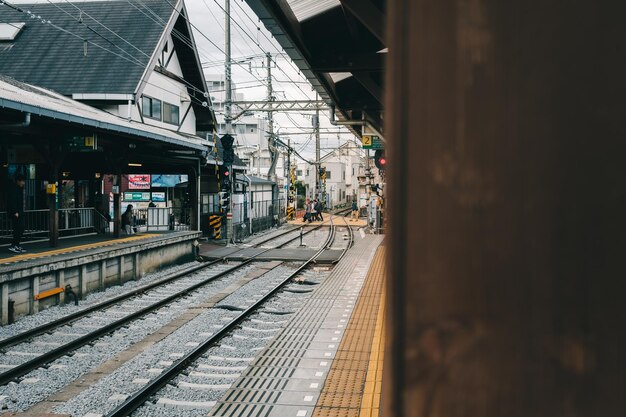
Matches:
[0,0,226,244]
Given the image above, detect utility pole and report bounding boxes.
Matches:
[224,0,234,243]
[265,52,280,223]
[224,0,232,136]
[287,136,291,216]
[315,92,320,201]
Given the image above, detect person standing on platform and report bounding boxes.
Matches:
[309,200,317,223]
[303,198,311,222]
[315,199,324,221]
[351,200,359,222]
[122,204,134,235]
[7,173,26,253]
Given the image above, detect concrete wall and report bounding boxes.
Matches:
[0,232,200,324]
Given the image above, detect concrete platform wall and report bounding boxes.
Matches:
[0,233,201,324]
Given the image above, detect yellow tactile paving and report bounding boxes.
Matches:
[313,246,386,417]
[0,234,156,265]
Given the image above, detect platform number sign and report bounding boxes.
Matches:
[362,135,383,150]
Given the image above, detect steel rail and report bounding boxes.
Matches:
[0,224,315,351]
[104,218,338,417]
[0,224,326,386]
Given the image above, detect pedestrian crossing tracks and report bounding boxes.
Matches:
[208,234,386,417]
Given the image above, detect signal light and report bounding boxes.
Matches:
[374,150,386,170]
[223,170,229,176]
[219,191,230,211]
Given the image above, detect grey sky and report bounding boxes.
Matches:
[7,0,357,157]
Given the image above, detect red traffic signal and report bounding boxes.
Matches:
[374,149,386,169]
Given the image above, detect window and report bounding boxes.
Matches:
[326,171,332,179]
[343,170,346,180]
[163,102,180,125]
[352,167,355,176]
[142,96,161,120]
[306,169,309,176]
[296,170,303,176]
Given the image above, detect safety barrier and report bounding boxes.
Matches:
[209,214,221,239]
[132,207,191,232]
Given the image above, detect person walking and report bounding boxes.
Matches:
[303,198,311,222]
[310,199,317,222]
[351,200,359,221]
[122,204,134,235]
[6,174,26,253]
[315,199,324,221]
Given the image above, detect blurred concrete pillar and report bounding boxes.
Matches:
[384,1,626,417]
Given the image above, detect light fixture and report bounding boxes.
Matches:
[128,163,142,167]
[94,172,101,179]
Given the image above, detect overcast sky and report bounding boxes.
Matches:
[8,0,359,158]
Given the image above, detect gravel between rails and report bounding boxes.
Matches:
[282,228,330,250]
[0,263,259,413]
[239,224,296,246]
[55,264,328,417]
[0,261,200,342]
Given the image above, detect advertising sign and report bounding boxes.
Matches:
[151,174,188,187]
[151,192,166,202]
[128,174,151,190]
[124,192,151,202]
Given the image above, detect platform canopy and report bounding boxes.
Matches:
[243,0,385,136]
[0,75,207,175]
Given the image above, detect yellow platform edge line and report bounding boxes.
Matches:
[1,234,156,265]
[359,250,386,417]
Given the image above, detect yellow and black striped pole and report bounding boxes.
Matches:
[209,214,221,239]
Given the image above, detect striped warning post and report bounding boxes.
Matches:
[209,214,222,240]
[286,206,295,220]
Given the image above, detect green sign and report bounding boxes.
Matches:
[124,192,151,202]
[64,135,97,151]
[361,135,384,150]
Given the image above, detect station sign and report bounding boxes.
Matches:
[64,134,97,151]
[361,135,384,150]
[124,192,151,202]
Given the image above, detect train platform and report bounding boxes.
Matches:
[0,231,201,324]
[208,233,386,417]
[286,216,368,228]
[199,246,344,264]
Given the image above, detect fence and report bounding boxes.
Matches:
[132,207,191,232]
[229,199,286,242]
[0,209,50,244]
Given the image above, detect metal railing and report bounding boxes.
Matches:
[59,208,96,233]
[230,199,286,242]
[132,207,191,232]
[0,209,50,244]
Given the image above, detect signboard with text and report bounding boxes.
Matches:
[361,135,384,150]
[151,174,188,187]
[151,192,166,202]
[124,192,151,202]
[128,174,151,190]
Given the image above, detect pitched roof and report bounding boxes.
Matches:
[0,0,215,129]
[0,0,172,94]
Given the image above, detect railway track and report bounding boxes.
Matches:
[99,214,352,417]
[0,223,327,388]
